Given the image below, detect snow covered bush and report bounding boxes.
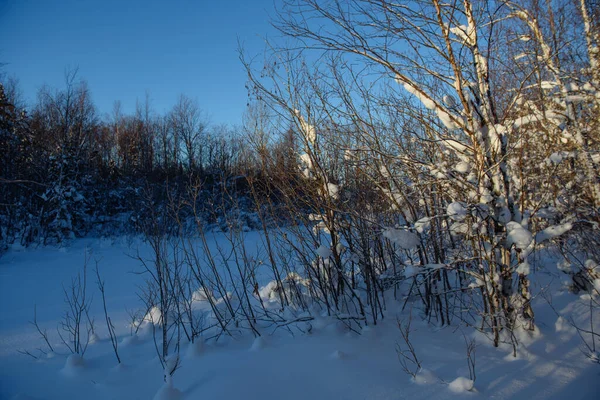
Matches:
[242,0,600,351]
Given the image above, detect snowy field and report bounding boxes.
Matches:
[0,235,599,399]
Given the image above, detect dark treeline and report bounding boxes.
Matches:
[0,70,299,249]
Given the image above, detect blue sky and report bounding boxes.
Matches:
[0,0,280,125]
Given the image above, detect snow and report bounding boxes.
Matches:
[497,207,512,225]
[548,151,574,165]
[0,237,599,400]
[316,244,332,258]
[448,376,474,393]
[399,80,460,130]
[61,354,85,376]
[536,223,573,243]
[516,260,531,275]
[454,161,470,173]
[295,110,316,146]
[326,182,339,199]
[412,368,437,385]
[152,382,182,400]
[447,202,468,221]
[450,222,470,236]
[249,336,266,352]
[506,222,533,250]
[414,217,431,234]
[435,108,460,130]
[185,340,205,358]
[382,228,420,249]
[401,81,436,110]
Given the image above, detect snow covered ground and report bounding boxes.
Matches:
[0,236,599,399]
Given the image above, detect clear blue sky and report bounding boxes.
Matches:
[0,0,280,126]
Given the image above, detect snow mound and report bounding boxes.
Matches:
[121,334,143,347]
[89,331,100,344]
[111,362,127,373]
[329,350,346,359]
[62,354,85,376]
[412,368,437,385]
[311,316,329,331]
[361,325,376,338]
[153,383,182,400]
[448,377,474,393]
[249,336,266,351]
[186,340,206,358]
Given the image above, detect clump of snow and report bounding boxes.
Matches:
[414,217,431,234]
[593,279,600,294]
[448,376,474,393]
[478,189,493,204]
[404,264,419,278]
[506,222,533,250]
[144,306,163,325]
[382,228,420,250]
[326,183,339,199]
[258,280,280,301]
[401,81,436,110]
[536,223,573,243]
[295,110,316,146]
[316,245,332,259]
[192,287,215,302]
[299,152,312,169]
[497,207,512,224]
[447,202,468,221]
[516,260,530,275]
[547,151,573,165]
[435,108,460,130]
[454,161,471,173]
[450,222,470,236]
[443,94,457,108]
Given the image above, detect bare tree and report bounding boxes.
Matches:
[170,95,208,173]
